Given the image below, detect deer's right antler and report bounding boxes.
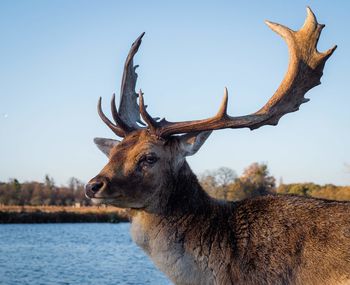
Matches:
[98,33,145,137]
[138,7,336,137]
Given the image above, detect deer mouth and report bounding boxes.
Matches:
[90,195,123,205]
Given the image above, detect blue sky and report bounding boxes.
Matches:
[0,1,349,186]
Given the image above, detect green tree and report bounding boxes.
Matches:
[238,163,276,198]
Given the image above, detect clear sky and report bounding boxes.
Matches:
[0,0,349,186]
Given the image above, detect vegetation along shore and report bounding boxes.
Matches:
[0,206,130,223]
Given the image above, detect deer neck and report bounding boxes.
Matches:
[130,160,213,236]
[168,161,211,212]
[145,160,212,216]
[130,160,211,233]
[130,161,216,284]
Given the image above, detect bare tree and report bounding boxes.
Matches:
[200,167,236,200]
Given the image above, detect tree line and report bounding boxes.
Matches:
[0,175,90,206]
[199,163,350,202]
[0,163,349,206]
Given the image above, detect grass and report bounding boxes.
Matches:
[0,205,130,223]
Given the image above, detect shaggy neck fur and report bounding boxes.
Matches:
[158,161,213,216]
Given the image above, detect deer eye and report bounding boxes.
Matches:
[145,155,158,164]
[138,153,158,169]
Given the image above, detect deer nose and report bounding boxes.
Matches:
[85,180,105,198]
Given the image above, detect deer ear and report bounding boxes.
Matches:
[94,138,120,157]
[178,131,212,157]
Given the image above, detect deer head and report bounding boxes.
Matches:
[86,130,210,210]
[85,8,336,212]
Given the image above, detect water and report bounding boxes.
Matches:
[0,223,171,285]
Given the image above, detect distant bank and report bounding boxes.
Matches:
[0,206,130,223]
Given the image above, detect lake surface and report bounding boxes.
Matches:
[0,223,172,285]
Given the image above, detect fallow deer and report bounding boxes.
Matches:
[85,8,350,285]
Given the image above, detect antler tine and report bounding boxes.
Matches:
[138,90,159,133]
[154,89,240,137]
[111,94,134,132]
[150,7,336,137]
[97,97,126,137]
[217,87,229,118]
[118,32,146,129]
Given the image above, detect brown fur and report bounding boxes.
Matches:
[87,130,350,285]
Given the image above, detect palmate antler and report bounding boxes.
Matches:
[99,7,336,138]
[97,33,145,137]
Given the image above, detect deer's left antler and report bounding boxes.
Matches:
[138,7,336,137]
